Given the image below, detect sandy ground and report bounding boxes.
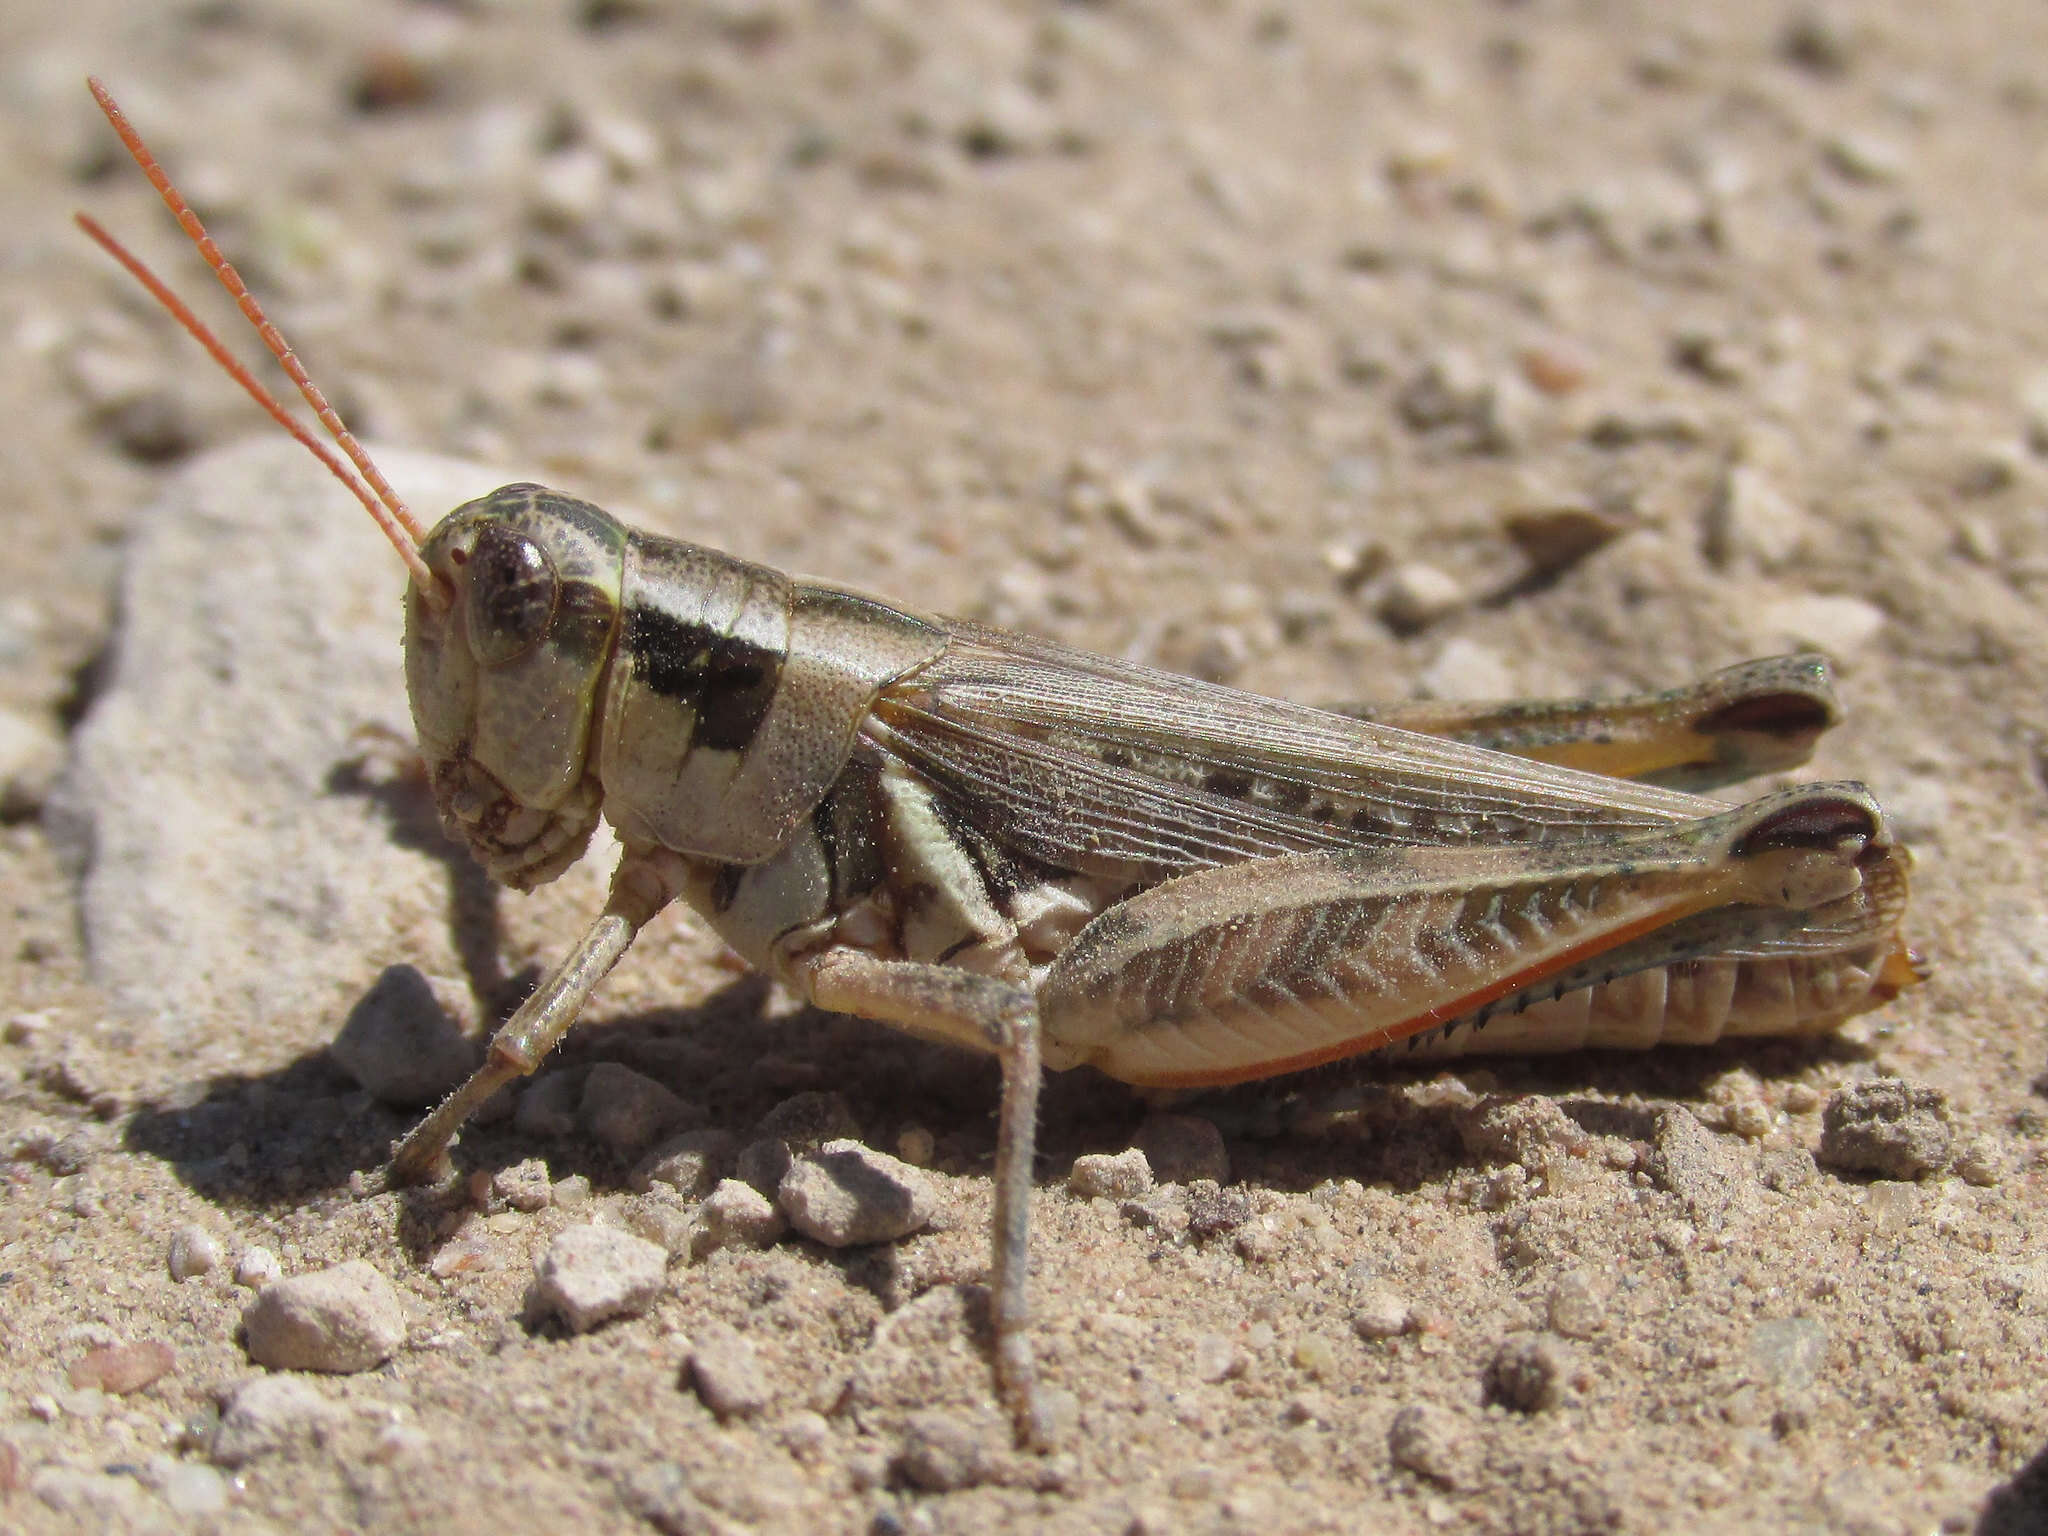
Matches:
[3,2,2047,1532]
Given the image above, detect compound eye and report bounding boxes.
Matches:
[463,524,559,665]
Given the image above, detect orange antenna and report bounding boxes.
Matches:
[80,76,445,602]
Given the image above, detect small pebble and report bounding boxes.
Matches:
[631,1129,735,1197]
[234,1246,282,1289]
[1416,637,1515,701]
[1486,1336,1566,1413]
[329,966,479,1108]
[893,1411,992,1493]
[1353,1289,1413,1341]
[67,1340,175,1396]
[580,1062,688,1157]
[895,1124,936,1167]
[699,1179,788,1250]
[492,1157,554,1212]
[1119,1189,1190,1237]
[528,1225,669,1334]
[1953,1135,2003,1187]
[1069,1148,1156,1201]
[1756,593,1887,660]
[1292,1332,1340,1379]
[1387,1403,1466,1486]
[1193,1332,1242,1382]
[779,1141,935,1247]
[1132,1113,1230,1185]
[166,1225,221,1282]
[1703,462,1810,571]
[242,1260,407,1373]
[0,708,65,822]
[210,1376,339,1467]
[686,1324,771,1419]
[1825,130,1906,184]
[151,1459,229,1516]
[1818,1079,1954,1180]
[1373,562,1465,635]
[624,1193,695,1258]
[1547,1269,1610,1340]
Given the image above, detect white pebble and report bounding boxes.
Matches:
[527,1225,668,1334]
[234,1246,282,1289]
[1416,637,1515,702]
[1374,563,1465,634]
[1755,593,1887,659]
[166,1225,221,1282]
[1353,1289,1413,1340]
[242,1260,407,1373]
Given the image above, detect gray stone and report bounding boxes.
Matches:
[242,1260,406,1373]
[47,442,517,1070]
[1818,1079,1954,1179]
[330,966,479,1108]
[777,1140,936,1247]
[527,1224,667,1333]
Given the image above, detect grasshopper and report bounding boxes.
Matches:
[81,79,1921,1443]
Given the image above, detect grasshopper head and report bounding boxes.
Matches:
[406,485,628,889]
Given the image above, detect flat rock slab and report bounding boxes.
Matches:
[51,440,530,1066]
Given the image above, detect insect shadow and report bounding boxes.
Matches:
[322,739,538,1018]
